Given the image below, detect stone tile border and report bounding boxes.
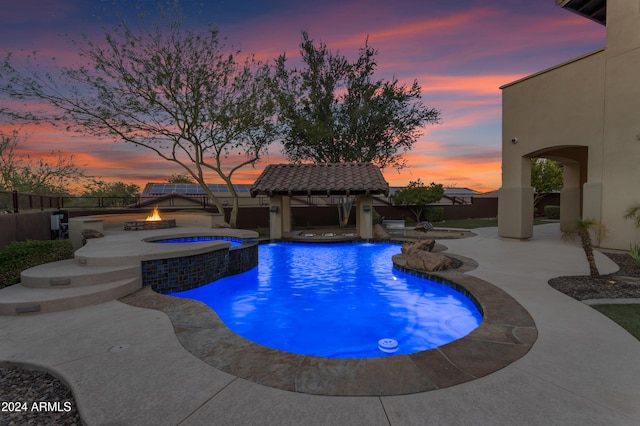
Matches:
[140,242,258,293]
[121,250,537,396]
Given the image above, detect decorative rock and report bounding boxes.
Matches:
[81,229,104,246]
[81,229,104,239]
[401,240,435,255]
[414,221,434,232]
[406,251,453,272]
[373,224,390,240]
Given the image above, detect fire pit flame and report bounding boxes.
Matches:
[124,206,175,230]
[146,206,162,222]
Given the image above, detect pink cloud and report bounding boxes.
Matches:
[0,1,606,194]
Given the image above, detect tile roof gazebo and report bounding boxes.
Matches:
[250,163,389,239]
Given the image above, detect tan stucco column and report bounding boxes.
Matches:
[269,195,292,239]
[282,196,292,234]
[269,196,283,240]
[559,162,582,232]
[498,186,534,239]
[498,156,534,239]
[356,195,374,239]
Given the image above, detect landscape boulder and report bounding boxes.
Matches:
[213,222,232,228]
[406,251,453,272]
[414,221,434,232]
[401,239,452,272]
[81,229,104,246]
[401,240,436,255]
[373,224,390,240]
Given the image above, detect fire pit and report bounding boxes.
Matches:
[124,206,176,231]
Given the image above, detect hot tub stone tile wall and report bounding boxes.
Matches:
[228,243,258,276]
[142,242,258,294]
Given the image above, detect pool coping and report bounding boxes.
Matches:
[120,246,538,397]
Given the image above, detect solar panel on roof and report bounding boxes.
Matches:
[150,184,167,194]
[147,183,255,195]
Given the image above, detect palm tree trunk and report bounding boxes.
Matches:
[579,230,600,278]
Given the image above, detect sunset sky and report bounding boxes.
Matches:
[0,0,605,193]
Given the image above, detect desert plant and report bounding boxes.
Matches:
[562,218,608,278]
[630,243,640,268]
[624,204,640,268]
[624,204,640,228]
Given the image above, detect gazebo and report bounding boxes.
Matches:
[250,163,389,239]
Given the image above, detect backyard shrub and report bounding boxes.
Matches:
[544,205,560,219]
[424,207,444,222]
[0,240,74,289]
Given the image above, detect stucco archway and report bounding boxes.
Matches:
[499,145,589,240]
[529,146,589,232]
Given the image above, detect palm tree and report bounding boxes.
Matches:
[562,218,608,278]
[624,204,640,228]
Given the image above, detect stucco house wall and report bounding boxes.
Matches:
[499,0,640,250]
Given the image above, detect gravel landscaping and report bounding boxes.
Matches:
[0,366,80,425]
[548,252,640,300]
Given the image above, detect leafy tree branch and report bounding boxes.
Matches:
[273,31,440,169]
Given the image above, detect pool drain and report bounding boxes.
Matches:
[378,338,399,354]
[108,343,131,353]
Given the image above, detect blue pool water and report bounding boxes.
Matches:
[154,236,243,246]
[170,242,482,358]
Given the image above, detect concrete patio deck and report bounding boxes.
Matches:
[1,223,639,425]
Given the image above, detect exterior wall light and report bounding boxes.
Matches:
[511,137,518,144]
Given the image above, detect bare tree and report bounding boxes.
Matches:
[1,10,278,227]
[0,129,85,195]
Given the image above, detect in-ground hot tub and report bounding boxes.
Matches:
[151,236,243,246]
[140,233,258,293]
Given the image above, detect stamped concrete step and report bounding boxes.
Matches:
[20,259,140,289]
[0,277,142,316]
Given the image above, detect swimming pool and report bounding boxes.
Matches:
[171,242,482,358]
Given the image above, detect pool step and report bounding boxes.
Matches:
[20,259,140,289]
[0,277,142,316]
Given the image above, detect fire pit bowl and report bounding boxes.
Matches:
[124,219,177,231]
[124,206,177,231]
